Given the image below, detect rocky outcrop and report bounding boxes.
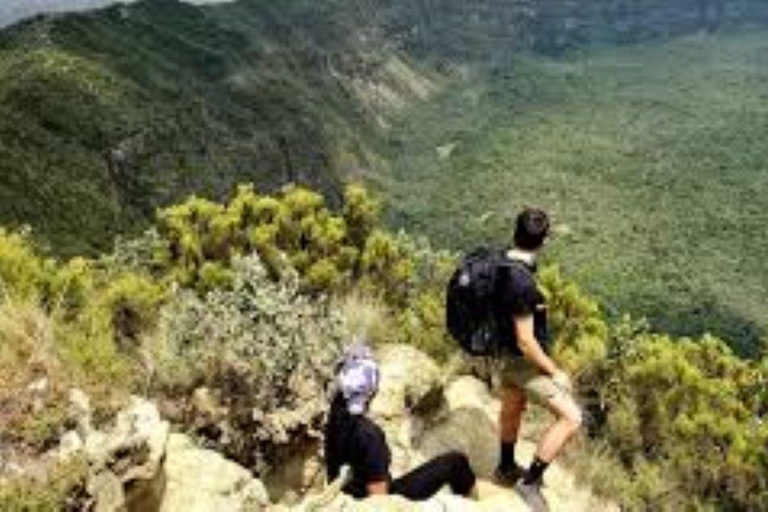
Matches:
[55,392,270,512]
[46,345,615,512]
[417,376,500,477]
[289,346,617,512]
[368,344,444,476]
[161,433,269,512]
[55,393,171,511]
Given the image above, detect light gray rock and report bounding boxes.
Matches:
[56,395,170,512]
[297,482,530,511]
[368,344,444,476]
[81,397,169,491]
[69,387,93,438]
[161,433,270,512]
[417,376,500,477]
[369,344,443,420]
[56,430,84,460]
[87,469,126,512]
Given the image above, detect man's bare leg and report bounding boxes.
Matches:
[515,392,582,512]
[500,384,527,443]
[534,392,582,463]
[495,384,527,485]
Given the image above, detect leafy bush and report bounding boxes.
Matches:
[531,266,768,509]
[587,326,768,509]
[155,183,387,295]
[151,255,349,469]
[540,265,609,379]
[387,234,456,360]
[0,227,166,420]
[0,228,44,302]
[53,271,164,399]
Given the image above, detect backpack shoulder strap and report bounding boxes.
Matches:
[493,252,535,304]
[501,250,534,276]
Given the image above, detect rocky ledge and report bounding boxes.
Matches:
[14,345,616,511]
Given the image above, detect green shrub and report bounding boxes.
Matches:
[98,273,166,351]
[40,257,95,319]
[154,254,347,392]
[54,272,165,398]
[0,228,44,302]
[343,183,380,249]
[358,229,413,305]
[541,265,609,379]
[387,235,456,360]
[155,184,381,294]
[151,255,349,469]
[594,330,768,509]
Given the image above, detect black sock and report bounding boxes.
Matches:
[499,441,517,469]
[524,457,549,484]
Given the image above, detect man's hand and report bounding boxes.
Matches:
[552,370,572,393]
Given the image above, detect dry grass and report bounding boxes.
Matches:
[0,299,72,451]
[0,299,58,396]
[334,291,395,346]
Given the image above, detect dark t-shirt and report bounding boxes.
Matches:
[325,394,391,498]
[495,258,549,356]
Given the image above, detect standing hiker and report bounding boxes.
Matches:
[324,342,477,501]
[446,207,582,512]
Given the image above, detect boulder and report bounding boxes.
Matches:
[55,395,170,512]
[87,470,126,512]
[416,376,500,477]
[289,351,619,512]
[368,344,444,475]
[369,344,444,420]
[69,387,93,438]
[161,433,270,512]
[294,480,529,511]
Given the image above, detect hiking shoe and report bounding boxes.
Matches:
[493,464,525,488]
[515,480,550,512]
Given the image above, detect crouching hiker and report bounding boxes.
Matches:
[324,343,477,501]
[447,207,582,512]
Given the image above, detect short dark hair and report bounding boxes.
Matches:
[513,207,550,251]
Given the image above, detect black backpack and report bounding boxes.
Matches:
[446,247,512,356]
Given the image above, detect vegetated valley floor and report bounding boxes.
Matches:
[383,30,768,355]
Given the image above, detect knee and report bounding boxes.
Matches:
[442,451,475,495]
[441,451,474,478]
[442,451,471,469]
[564,406,583,435]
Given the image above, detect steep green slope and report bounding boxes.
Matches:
[0,0,436,255]
[384,31,768,354]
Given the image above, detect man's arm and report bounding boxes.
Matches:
[513,314,559,376]
[362,427,391,496]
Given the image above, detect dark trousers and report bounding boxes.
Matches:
[390,451,476,500]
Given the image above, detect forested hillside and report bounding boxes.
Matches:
[2,0,768,348]
[1,184,767,510]
[3,3,768,506]
[0,0,437,255]
[1,1,244,30]
[383,31,768,354]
